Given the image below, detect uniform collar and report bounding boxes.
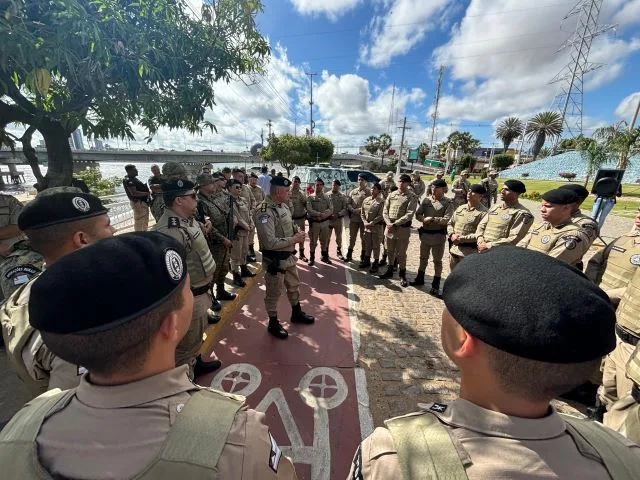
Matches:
[165,208,190,224]
[76,366,196,409]
[425,398,566,440]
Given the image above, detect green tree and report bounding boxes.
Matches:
[418,142,430,161]
[446,131,480,154]
[378,133,392,167]
[260,134,333,176]
[495,116,523,152]
[593,121,640,170]
[576,136,609,187]
[525,111,563,161]
[458,153,475,171]
[74,166,119,197]
[0,0,269,188]
[308,135,334,164]
[492,154,515,171]
[364,135,380,156]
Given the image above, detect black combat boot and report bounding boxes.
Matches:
[399,268,409,288]
[240,265,256,278]
[247,244,257,263]
[358,257,371,268]
[232,272,246,287]
[345,248,353,262]
[299,248,308,262]
[369,259,379,274]
[337,247,345,261]
[210,295,222,312]
[207,308,221,324]
[378,265,394,279]
[410,270,425,286]
[217,285,237,301]
[321,251,332,264]
[291,303,315,324]
[309,251,315,266]
[379,250,388,266]
[430,276,442,297]
[194,355,222,376]
[268,316,289,339]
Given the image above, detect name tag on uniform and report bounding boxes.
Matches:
[612,245,626,253]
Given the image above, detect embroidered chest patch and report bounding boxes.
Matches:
[630,254,640,266]
[540,235,551,244]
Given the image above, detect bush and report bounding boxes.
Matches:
[492,154,514,171]
[75,167,119,197]
[387,159,398,172]
[559,171,577,181]
[521,191,542,201]
[521,173,530,178]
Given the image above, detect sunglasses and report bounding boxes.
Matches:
[179,193,197,199]
[233,185,242,190]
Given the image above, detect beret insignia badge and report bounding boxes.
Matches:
[72,196,90,212]
[165,249,183,282]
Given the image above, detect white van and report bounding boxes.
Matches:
[294,166,380,193]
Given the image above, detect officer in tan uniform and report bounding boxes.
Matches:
[518,189,591,267]
[410,179,455,296]
[289,176,309,262]
[426,170,446,196]
[447,184,488,270]
[559,183,599,270]
[249,172,266,262]
[410,170,426,200]
[233,168,257,262]
[0,233,298,479]
[360,183,385,273]
[306,177,333,266]
[346,173,371,263]
[476,179,533,251]
[255,176,314,339]
[349,247,640,480]
[152,178,221,377]
[328,179,349,261]
[451,170,471,208]
[228,179,255,287]
[379,174,418,287]
[0,239,44,299]
[480,169,498,207]
[604,341,640,444]
[0,192,115,398]
[380,172,395,198]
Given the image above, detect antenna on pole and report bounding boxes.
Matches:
[266,119,273,139]
[429,65,445,155]
[387,83,396,136]
[306,72,317,136]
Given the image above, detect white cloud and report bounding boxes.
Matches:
[360,0,453,67]
[289,0,361,21]
[612,0,640,29]
[615,91,640,120]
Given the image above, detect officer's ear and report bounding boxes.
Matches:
[72,230,92,249]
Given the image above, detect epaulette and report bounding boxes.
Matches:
[168,217,180,228]
[260,202,268,212]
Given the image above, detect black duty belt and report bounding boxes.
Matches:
[191,284,210,296]
[419,227,447,235]
[616,324,640,346]
[392,221,412,228]
[292,214,307,220]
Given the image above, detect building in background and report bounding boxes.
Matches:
[92,138,105,151]
[69,128,84,150]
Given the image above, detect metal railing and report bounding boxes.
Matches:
[101,194,135,232]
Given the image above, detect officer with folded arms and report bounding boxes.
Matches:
[0,233,297,479]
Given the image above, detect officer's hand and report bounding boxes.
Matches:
[477,242,488,252]
[203,220,212,233]
[223,238,233,248]
[423,217,433,224]
[293,231,306,243]
[451,234,460,244]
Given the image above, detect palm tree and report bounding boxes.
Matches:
[525,111,563,160]
[593,121,640,170]
[576,137,609,187]
[378,133,392,167]
[364,135,380,157]
[496,116,523,152]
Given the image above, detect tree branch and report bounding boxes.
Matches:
[0,69,38,116]
[0,100,36,125]
[19,125,44,184]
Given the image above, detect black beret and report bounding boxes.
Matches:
[270,176,291,187]
[432,179,447,188]
[315,177,325,185]
[161,178,195,193]
[399,174,412,183]
[504,179,526,194]
[221,167,232,173]
[542,188,578,205]
[19,192,108,230]
[195,174,214,187]
[470,184,487,195]
[29,232,188,335]
[293,176,301,182]
[333,179,341,186]
[358,173,366,179]
[228,179,242,187]
[559,184,589,200]
[443,246,616,363]
[232,168,243,174]
[124,164,135,171]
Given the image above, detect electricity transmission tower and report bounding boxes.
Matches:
[306,73,317,136]
[429,65,445,154]
[549,0,615,138]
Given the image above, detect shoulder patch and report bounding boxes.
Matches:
[259,214,270,224]
[630,254,640,266]
[564,235,581,250]
[268,431,282,473]
[523,213,534,224]
[168,217,180,228]
[5,264,40,279]
[260,203,268,212]
[429,402,448,413]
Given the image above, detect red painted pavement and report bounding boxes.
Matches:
[197,242,361,480]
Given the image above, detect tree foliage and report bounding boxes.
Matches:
[458,153,475,171]
[525,111,563,161]
[418,142,430,161]
[378,133,392,167]
[260,134,334,176]
[495,116,523,152]
[364,135,380,156]
[445,131,480,154]
[593,121,640,170]
[576,136,609,187]
[74,166,119,197]
[0,0,269,187]
[492,154,515,171]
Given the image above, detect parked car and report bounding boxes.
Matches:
[294,166,380,193]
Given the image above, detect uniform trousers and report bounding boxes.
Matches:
[349,219,365,250]
[310,220,330,251]
[210,242,230,287]
[329,217,344,249]
[293,218,306,252]
[363,225,383,260]
[248,223,256,247]
[130,201,149,232]
[385,226,411,269]
[263,255,300,317]
[419,234,447,276]
[230,234,248,271]
[150,196,165,221]
[176,291,209,379]
[598,335,635,408]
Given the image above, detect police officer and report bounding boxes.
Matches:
[480,169,499,207]
[0,191,115,398]
[228,179,255,287]
[0,233,297,479]
[249,172,266,262]
[148,164,165,221]
[447,184,488,270]
[426,170,446,196]
[306,177,333,266]
[233,168,257,262]
[476,179,533,251]
[451,170,471,208]
[380,172,395,198]
[152,178,221,377]
[349,247,640,479]
[0,239,44,299]
[379,174,418,287]
[559,183,599,269]
[518,189,590,267]
[328,179,349,261]
[289,176,309,262]
[411,179,454,295]
[360,183,385,273]
[255,176,314,339]
[346,173,371,263]
[123,164,150,232]
[410,170,426,200]
[604,340,640,443]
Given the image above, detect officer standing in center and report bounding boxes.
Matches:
[306,178,333,266]
[447,184,487,270]
[255,176,314,339]
[152,178,221,378]
[480,169,499,208]
[451,170,471,208]
[328,179,349,261]
[360,183,386,273]
[346,173,371,263]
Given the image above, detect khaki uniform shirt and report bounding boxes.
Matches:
[348,399,636,480]
[348,187,371,223]
[415,196,455,232]
[0,194,25,253]
[36,366,297,479]
[571,209,599,245]
[604,394,640,445]
[233,195,251,237]
[328,191,349,219]
[288,188,308,219]
[383,190,418,226]
[198,190,232,245]
[255,198,297,252]
[361,195,385,226]
[411,179,426,198]
[0,240,44,299]
[380,179,395,198]
[476,201,534,248]
[250,185,266,204]
[306,191,332,221]
[451,178,471,202]
[448,203,488,257]
[518,220,591,266]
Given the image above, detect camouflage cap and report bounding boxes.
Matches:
[460,170,469,176]
[162,162,187,178]
[195,173,215,187]
[488,170,497,175]
[627,343,640,385]
[386,171,394,178]
[35,186,84,198]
